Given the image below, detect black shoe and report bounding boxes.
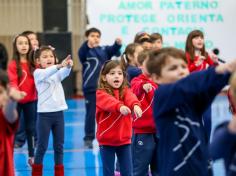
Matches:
[84,140,93,149]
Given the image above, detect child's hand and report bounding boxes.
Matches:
[133,105,142,118]
[209,52,219,63]
[195,59,203,67]
[58,55,72,69]
[8,88,26,101]
[120,105,131,115]
[216,59,236,73]
[199,55,206,60]
[65,55,73,67]
[115,38,122,45]
[143,83,153,93]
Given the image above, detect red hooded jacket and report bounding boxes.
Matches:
[131,74,157,134]
[96,88,140,146]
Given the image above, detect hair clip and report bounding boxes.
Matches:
[33,46,39,51]
[48,45,55,50]
[123,54,128,64]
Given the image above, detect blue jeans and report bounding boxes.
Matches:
[34,111,64,164]
[132,133,159,176]
[100,144,133,176]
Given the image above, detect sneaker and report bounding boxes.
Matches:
[114,171,121,176]
[84,140,93,149]
[28,157,34,166]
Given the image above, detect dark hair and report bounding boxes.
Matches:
[0,43,8,70]
[185,30,208,62]
[146,47,187,76]
[120,43,142,69]
[21,30,35,36]
[12,34,33,79]
[137,50,149,66]
[98,60,128,99]
[85,27,101,37]
[29,45,57,68]
[150,33,163,43]
[134,31,150,43]
[0,69,9,89]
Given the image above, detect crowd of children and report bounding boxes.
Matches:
[1,27,236,176]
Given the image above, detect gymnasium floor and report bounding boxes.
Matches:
[14,95,231,176]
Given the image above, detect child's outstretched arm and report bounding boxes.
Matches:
[105,38,122,58]
[3,88,26,123]
[96,90,125,113]
[155,59,236,116]
[58,55,73,80]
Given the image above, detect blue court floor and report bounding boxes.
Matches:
[14,95,231,176]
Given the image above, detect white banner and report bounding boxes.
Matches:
[87,0,236,61]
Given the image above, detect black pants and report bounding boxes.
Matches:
[16,101,37,157]
[83,92,96,141]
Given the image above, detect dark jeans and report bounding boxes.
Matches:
[83,92,96,141]
[34,111,64,164]
[14,112,26,146]
[16,101,37,157]
[132,133,159,176]
[100,144,133,176]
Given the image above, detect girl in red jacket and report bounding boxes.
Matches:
[185,30,219,142]
[185,30,218,72]
[7,34,37,165]
[96,60,142,176]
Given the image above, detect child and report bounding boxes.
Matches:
[185,30,218,142]
[22,30,40,50]
[150,33,163,50]
[96,60,142,176]
[146,47,236,176]
[134,32,152,50]
[131,50,159,176]
[210,72,236,176]
[7,34,37,164]
[185,30,218,72]
[14,30,40,149]
[0,69,26,176]
[78,27,122,148]
[120,43,143,82]
[31,46,73,176]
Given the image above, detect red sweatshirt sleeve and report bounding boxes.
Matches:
[96,90,123,112]
[7,61,19,89]
[206,55,215,66]
[131,76,145,97]
[123,88,140,110]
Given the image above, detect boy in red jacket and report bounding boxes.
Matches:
[131,50,159,176]
[0,70,26,176]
